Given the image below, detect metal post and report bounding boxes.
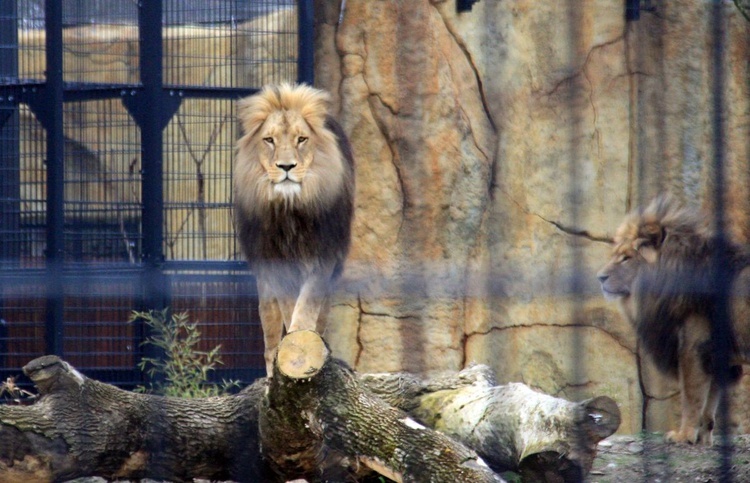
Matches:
[297,0,314,85]
[0,1,20,266]
[708,2,732,481]
[124,0,178,383]
[625,0,640,20]
[138,0,166,284]
[44,0,66,356]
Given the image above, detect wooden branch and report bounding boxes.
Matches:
[0,336,620,483]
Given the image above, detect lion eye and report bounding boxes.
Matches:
[263,137,274,145]
[621,255,631,263]
[297,136,308,144]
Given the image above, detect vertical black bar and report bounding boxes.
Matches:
[565,4,585,479]
[0,2,20,369]
[0,1,20,266]
[297,0,314,85]
[709,1,732,481]
[45,0,65,356]
[140,0,166,305]
[138,0,169,375]
[625,0,640,21]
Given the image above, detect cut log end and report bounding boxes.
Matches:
[578,396,621,442]
[276,330,330,380]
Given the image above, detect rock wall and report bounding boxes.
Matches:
[317,0,750,435]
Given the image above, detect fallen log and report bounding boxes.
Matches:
[0,355,270,483]
[0,331,620,482]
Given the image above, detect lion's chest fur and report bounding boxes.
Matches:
[237,195,352,290]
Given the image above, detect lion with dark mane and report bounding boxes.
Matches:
[234,83,355,376]
[597,195,750,444]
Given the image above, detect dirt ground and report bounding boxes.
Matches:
[586,433,750,483]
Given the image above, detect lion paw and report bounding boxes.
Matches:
[665,429,700,445]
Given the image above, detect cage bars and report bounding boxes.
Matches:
[42,0,65,356]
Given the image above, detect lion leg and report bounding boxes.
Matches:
[696,381,721,445]
[276,296,297,332]
[314,296,332,336]
[666,320,713,444]
[257,281,286,376]
[289,271,334,333]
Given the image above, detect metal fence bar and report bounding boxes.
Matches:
[709,1,733,480]
[0,2,20,266]
[43,0,65,356]
[297,0,314,85]
[0,0,20,369]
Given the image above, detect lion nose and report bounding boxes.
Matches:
[276,162,296,172]
[597,273,609,283]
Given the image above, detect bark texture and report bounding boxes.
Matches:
[0,343,619,482]
[0,355,267,483]
[261,331,502,482]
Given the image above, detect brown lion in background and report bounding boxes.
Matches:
[233,83,355,376]
[597,195,750,444]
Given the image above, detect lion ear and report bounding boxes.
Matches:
[237,95,271,137]
[634,223,665,263]
[640,223,666,249]
[635,241,659,263]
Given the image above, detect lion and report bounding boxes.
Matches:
[233,83,355,376]
[597,195,750,444]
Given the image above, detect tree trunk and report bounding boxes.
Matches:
[0,332,620,483]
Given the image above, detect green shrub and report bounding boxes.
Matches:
[129,309,239,398]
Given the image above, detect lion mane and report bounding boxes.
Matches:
[600,195,749,374]
[233,83,355,375]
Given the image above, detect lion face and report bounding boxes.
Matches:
[256,110,315,201]
[597,216,661,303]
[597,242,644,301]
[234,83,349,212]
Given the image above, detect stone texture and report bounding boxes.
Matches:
[316,0,750,435]
[321,0,496,376]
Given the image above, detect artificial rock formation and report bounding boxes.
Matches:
[315,0,750,436]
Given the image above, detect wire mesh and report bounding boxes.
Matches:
[169,271,263,380]
[1,105,46,269]
[163,99,238,261]
[62,274,140,370]
[162,0,297,89]
[62,99,142,263]
[0,277,46,371]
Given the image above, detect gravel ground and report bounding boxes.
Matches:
[587,434,750,483]
[63,434,750,482]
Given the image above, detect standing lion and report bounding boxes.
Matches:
[233,83,355,376]
[597,195,750,444]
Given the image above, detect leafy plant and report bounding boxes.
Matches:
[0,376,36,405]
[129,309,239,398]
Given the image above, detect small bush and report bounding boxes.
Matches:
[129,309,239,398]
[0,376,36,405]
